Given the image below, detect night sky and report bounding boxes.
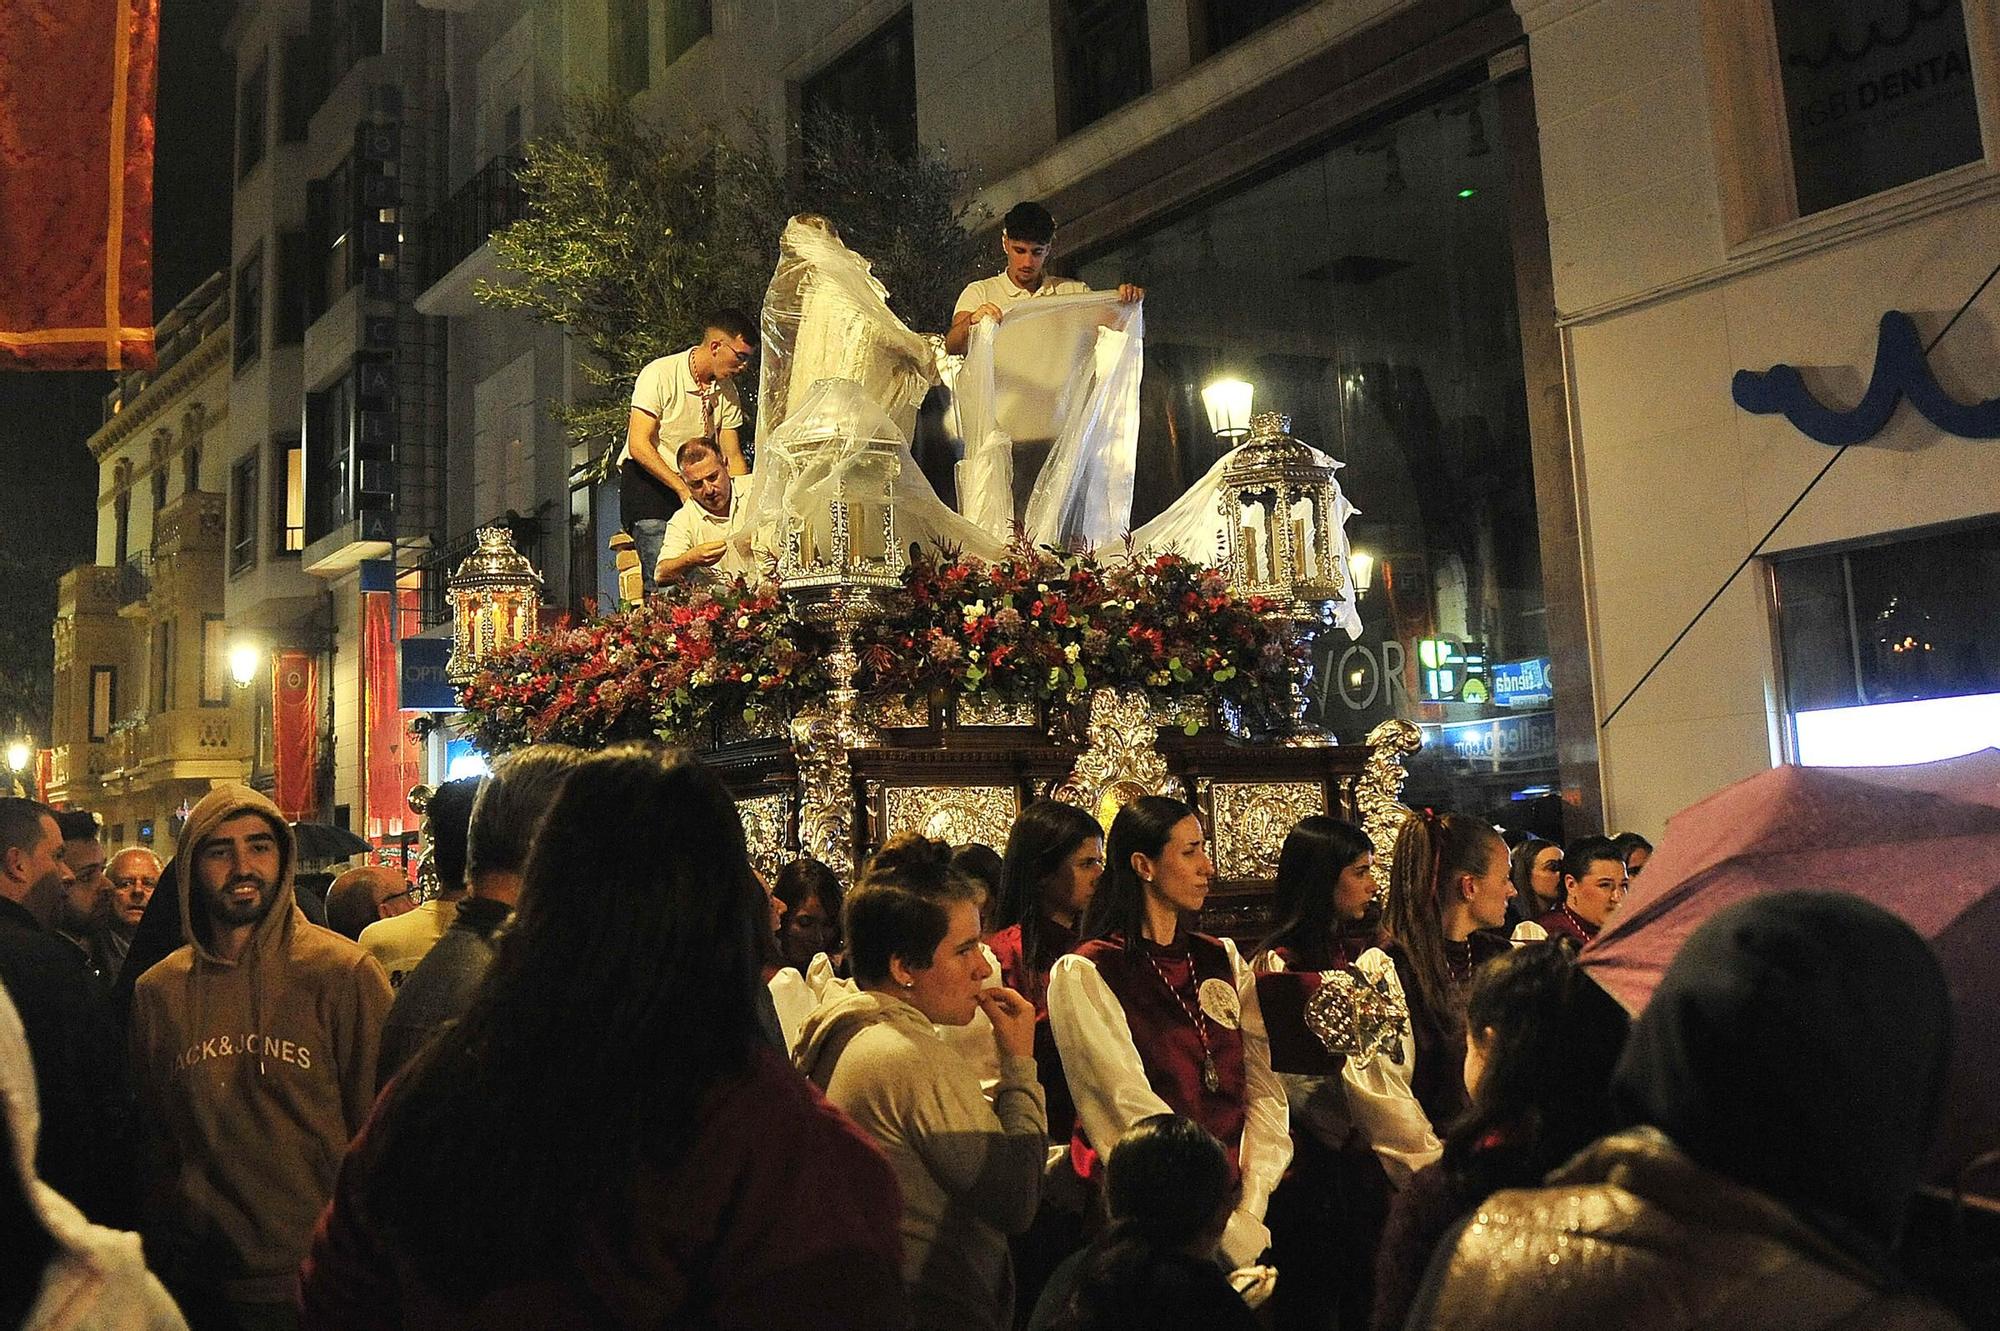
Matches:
[0,0,232,737]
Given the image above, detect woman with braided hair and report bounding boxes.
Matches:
[1338,809,1515,1187]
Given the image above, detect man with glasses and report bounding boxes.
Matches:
[621,308,758,595]
[99,844,161,981]
[52,809,111,982]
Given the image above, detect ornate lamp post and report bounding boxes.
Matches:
[765,378,909,879]
[445,527,544,687]
[1218,411,1352,733]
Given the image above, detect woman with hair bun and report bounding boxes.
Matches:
[1047,796,1290,1271]
[1338,810,1515,1186]
[797,834,1047,1331]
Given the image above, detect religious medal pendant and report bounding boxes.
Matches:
[1202,1052,1221,1093]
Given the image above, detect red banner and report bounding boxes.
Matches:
[272,649,319,822]
[0,0,158,370]
[362,589,424,849]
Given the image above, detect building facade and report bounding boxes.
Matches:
[1516,0,2000,837]
[47,275,252,848]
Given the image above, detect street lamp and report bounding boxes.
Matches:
[4,740,28,776]
[1201,378,1255,441]
[228,638,264,689]
[1348,549,1376,601]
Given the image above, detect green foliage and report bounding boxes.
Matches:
[478,99,988,476]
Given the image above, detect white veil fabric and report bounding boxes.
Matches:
[1130,443,1364,640]
[755,217,941,447]
[743,377,1006,566]
[953,291,1144,550]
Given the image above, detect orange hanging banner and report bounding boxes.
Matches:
[272,650,319,822]
[0,0,159,370]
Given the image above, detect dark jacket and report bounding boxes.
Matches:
[0,894,131,1224]
[300,1042,910,1331]
[1027,1244,1259,1331]
[375,895,510,1089]
[1410,892,1962,1330]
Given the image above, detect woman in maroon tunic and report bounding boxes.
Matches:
[1048,796,1291,1272]
[1338,810,1514,1187]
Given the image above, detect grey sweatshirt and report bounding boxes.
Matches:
[796,989,1046,1331]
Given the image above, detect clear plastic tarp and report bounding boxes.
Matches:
[1130,443,1364,640]
[745,375,1006,565]
[954,291,1145,550]
[756,216,940,447]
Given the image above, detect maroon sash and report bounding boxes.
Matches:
[1070,933,1247,1178]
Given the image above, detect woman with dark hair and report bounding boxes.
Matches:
[1512,836,1626,947]
[1048,796,1290,1271]
[774,858,844,975]
[1368,941,1629,1330]
[989,799,1105,1137]
[1503,837,1562,931]
[954,842,1007,929]
[299,745,907,1330]
[1027,1115,1261,1331]
[1338,809,1514,1187]
[797,834,1046,1331]
[1248,815,1379,1331]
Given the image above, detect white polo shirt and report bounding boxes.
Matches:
[622,348,745,466]
[952,272,1088,318]
[657,475,758,582]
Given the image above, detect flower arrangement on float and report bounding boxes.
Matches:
[457,543,1306,753]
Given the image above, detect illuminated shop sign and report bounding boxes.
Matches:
[1491,656,1553,707]
[1423,711,1558,769]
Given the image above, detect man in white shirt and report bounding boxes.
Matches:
[622,308,757,593]
[944,202,1143,355]
[654,437,758,586]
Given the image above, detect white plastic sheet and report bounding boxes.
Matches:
[1130,444,1364,640]
[954,291,1144,550]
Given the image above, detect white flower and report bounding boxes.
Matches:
[1064,642,1081,662]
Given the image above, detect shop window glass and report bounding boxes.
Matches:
[1774,521,2000,764]
[1771,0,1984,216]
[1076,81,1555,821]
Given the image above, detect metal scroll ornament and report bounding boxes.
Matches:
[1357,718,1422,908]
[1054,689,1177,819]
[1306,968,1408,1066]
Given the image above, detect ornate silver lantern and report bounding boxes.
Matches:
[1218,412,1350,733]
[446,526,544,685]
[770,379,907,594]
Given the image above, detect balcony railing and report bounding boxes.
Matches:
[419,155,527,289]
[118,551,154,606]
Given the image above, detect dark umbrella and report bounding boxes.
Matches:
[1580,748,2000,1195]
[290,822,373,864]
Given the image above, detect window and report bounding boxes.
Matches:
[234,246,264,371]
[1197,0,1312,56]
[230,455,258,573]
[277,231,309,344]
[202,616,231,705]
[1707,0,1989,240]
[151,620,174,712]
[304,373,357,544]
[114,487,131,565]
[88,667,116,742]
[800,11,918,161]
[282,37,322,141]
[1058,0,1152,133]
[664,0,712,66]
[1770,0,1983,216]
[307,157,356,321]
[183,442,202,493]
[152,463,168,513]
[608,0,650,98]
[274,438,306,554]
[238,59,268,179]
[313,0,383,97]
[1773,520,2000,764]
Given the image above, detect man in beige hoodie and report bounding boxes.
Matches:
[130,785,392,1330]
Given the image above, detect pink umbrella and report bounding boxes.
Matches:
[1580,748,2000,1189]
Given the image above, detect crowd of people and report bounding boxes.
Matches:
[0,748,1971,1330]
